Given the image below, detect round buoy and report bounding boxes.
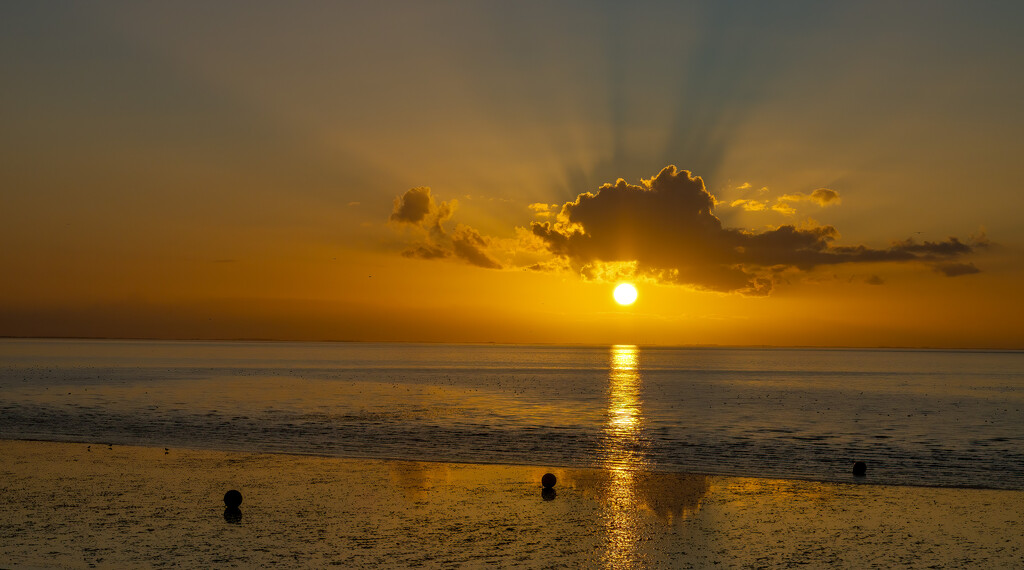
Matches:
[852,461,867,476]
[224,489,243,507]
[541,473,557,489]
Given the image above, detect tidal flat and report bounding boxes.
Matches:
[1,440,1020,568]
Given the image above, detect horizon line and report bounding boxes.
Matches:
[1,335,1021,353]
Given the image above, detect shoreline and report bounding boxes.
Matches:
[6,436,1021,494]
[2,439,1022,567]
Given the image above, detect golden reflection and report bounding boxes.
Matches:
[598,345,712,567]
[387,461,450,501]
[603,344,646,568]
[606,345,644,461]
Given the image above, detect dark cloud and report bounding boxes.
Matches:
[451,225,502,269]
[810,188,840,205]
[390,187,502,270]
[889,237,972,257]
[866,275,885,285]
[390,187,435,224]
[402,244,449,260]
[390,166,983,292]
[933,262,981,277]
[530,165,981,295]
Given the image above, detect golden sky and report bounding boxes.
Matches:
[2,2,1023,348]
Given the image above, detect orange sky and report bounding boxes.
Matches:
[2,2,1023,348]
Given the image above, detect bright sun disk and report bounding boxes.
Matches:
[613,283,638,305]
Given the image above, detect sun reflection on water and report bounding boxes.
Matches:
[603,344,647,568]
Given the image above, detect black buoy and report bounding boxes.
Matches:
[541,473,557,489]
[224,489,243,508]
[852,461,867,476]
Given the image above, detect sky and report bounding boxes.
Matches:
[2,1,1023,348]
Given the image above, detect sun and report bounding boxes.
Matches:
[613,283,638,305]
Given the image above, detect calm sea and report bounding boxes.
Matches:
[1,339,1021,490]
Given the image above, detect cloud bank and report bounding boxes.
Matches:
[391,166,983,295]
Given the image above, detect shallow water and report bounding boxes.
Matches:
[1,339,1022,489]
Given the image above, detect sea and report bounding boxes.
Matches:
[1,339,1021,490]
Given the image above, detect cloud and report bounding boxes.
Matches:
[451,225,502,269]
[932,262,980,277]
[776,188,841,207]
[771,202,796,215]
[402,244,449,260]
[809,188,840,205]
[529,165,981,295]
[730,199,767,211]
[390,187,435,224]
[390,166,982,294]
[528,203,553,218]
[730,187,842,216]
[390,187,502,269]
[888,237,972,257]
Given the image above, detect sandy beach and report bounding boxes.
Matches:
[1,440,1021,568]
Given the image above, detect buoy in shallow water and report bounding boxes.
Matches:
[541,473,557,489]
[224,489,243,507]
[852,462,867,476]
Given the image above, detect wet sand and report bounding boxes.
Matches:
[1,439,1021,568]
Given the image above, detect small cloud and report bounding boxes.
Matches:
[771,202,796,215]
[736,182,752,190]
[865,275,884,285]
[525,258,571,272]
[390,187,435,224]
[809,188,840,205]
[890,237,972,257]
[402,245,449,260]
[348,201,361,207]
[970,228,991,248]
[772,189,841,215]
[528,203,553,218]
[932,262,980,277]
[730,199,767,212]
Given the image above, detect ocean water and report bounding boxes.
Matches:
[1,339,1022,490]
